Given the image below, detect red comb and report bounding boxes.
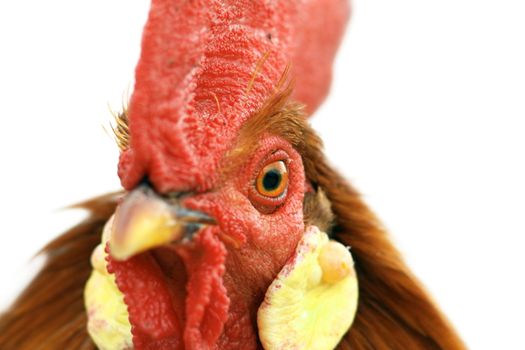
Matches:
[118,0,350,193]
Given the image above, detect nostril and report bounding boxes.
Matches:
[181,223,204,242]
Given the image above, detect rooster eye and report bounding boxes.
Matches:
[256,161,288,198]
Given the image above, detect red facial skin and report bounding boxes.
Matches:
[182,136,306,348]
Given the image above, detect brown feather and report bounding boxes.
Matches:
[111,108,130,152]
[303,189,335,233]
[0,193,121,350]
[316,164,466,350]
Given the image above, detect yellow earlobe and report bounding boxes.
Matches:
[84,216,133,350]
[257,226,358,350]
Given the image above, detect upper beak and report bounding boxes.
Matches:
[109,185,215,261]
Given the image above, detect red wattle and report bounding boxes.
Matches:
[177,228,230,350]
[106,245,183,350]
[106,227,230,350]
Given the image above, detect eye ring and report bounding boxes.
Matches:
[256,161,289,198]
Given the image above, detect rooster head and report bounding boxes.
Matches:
[85,1,353,349]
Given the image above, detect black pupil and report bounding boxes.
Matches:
[263,169,282,191]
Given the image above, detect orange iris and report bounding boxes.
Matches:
[256,161,288,198]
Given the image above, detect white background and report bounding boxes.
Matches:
[1,1,524,349]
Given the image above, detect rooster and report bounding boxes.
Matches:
[0,0,466,349]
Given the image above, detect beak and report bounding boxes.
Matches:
[109,185,215,261]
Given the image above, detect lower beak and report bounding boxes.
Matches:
[109,186,214,261]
